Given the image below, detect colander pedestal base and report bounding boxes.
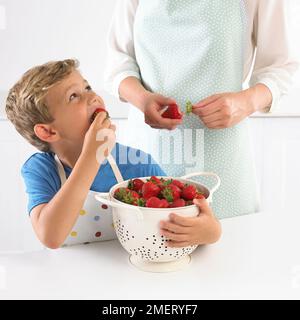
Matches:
[129,254,191,273]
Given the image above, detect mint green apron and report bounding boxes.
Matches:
[129,0,259,219]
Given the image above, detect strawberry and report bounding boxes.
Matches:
[149,176,161,185]
[161,104,183,120]
[128,178,144,192]
[170,179,184,189]
[169,198,186,208]
[90,107,109,123]
[142,182,161,200]
[146,197,169,208]
[114,187,130,201]
[133,197,146,207]
[181,184,197,200]
[114,188,140,205]
[161,184,181,202]
[195,193,206,200]
[159,199,170,208]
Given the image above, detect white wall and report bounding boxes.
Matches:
[0,0,129,119]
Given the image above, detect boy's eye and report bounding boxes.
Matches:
[85,85,92,91]
[69,93,78,101]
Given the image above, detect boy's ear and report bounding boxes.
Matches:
[34,124,60,143]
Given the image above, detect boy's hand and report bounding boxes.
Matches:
[81,110,116,166]
[159,198,222,247]
[142,93,183,130]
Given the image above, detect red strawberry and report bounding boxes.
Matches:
[114,188,139,205]
[195,193,206,200]
[169,198,186,208]
[142,182,161,200]
[162,184,181,202]
[133,197,146,207]
[146,197,169,208]
[171,179,184,189]
[128,178,144,192]
[129,190,140,199]
[149,176,161,185]
[160,199,170,208]
[181,185,197,200]
[162,104,183,120]
[90,107,109,123]
[114,187,130,200]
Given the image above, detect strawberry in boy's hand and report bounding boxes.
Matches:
[90,107,110,123]
[161,104,183,120]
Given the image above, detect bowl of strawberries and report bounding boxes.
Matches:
[95,172,220,272]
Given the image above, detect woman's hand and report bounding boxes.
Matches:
[159,198,222,247]
[192,91,255,129]
[192,85,273,129]
[142,93,183,130]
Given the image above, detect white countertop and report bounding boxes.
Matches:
[1,210,299,300]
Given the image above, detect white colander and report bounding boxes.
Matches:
[95,172,220,273]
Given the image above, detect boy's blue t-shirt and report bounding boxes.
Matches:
[21,143,166,214]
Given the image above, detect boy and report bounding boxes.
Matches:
[6,59,221,249]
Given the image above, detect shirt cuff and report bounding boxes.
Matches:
[254,79,281,113]
[112,71,141,102]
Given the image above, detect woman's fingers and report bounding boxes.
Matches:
[201,112,223,125]
[193,99,222,117]
[193,94,221,108]
[145,109,182,130]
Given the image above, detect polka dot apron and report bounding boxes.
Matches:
[54,155,124,246]
[128,0,260,219]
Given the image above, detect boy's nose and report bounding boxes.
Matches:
[87,92,104,107]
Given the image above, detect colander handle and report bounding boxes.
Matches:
[180,172,221,197]
[95,194,143,220]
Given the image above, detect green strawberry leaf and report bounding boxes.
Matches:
[185,101,193,115]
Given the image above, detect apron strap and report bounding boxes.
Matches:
[107,154,124,183]
[54,153,124,186]
[54,154,67,186]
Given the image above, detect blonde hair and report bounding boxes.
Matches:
[5,59,79,152]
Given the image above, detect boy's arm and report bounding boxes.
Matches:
[30,112,116,249]
[30,154,100,249]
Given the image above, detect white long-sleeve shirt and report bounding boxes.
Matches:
[104,0,299,112]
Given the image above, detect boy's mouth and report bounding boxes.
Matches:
[90,107,110,123]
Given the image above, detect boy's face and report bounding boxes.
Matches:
[44,70,105,142]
